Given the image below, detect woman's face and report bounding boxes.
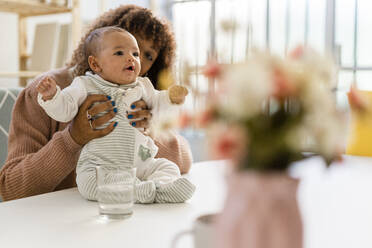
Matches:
[134,35,159,76]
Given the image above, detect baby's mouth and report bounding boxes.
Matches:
[125,65,135,71]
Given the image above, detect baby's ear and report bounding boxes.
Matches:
[88,55,101,73]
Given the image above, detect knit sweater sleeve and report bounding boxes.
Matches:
[154,132,193,174]
[0,81,82,201]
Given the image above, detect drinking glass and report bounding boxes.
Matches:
[96,166,136,219]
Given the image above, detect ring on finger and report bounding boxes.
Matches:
[86,111,92,120]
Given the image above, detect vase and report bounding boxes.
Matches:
[215,171,302,248]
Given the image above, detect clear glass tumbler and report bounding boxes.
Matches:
[96,166,136,219]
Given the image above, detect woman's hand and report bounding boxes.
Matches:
[127,99,152,129]
[69,94,117,146]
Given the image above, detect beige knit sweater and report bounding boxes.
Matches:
[0,68,192,201]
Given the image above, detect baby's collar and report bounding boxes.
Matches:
[85,71,138,89]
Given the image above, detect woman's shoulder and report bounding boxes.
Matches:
[22,67,74,102]
[28,67,74,90]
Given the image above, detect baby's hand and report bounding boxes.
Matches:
[36,77,57,101]
[168,85,188,104]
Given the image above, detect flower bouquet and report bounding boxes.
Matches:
[196,46,345,171]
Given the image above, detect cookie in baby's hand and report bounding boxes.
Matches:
[168,85,188,104]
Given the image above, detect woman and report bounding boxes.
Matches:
[0,5,192,201]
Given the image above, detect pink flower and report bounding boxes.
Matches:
[271,67,297,100]
[348,84,368,113]
[209,125,248,163]
[196,107,216,128]
[216,135,238,158]
[203,59,222,79]
[289,45,304,59]
[178,111,193,129]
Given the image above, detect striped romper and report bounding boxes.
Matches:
[38,72,195,204]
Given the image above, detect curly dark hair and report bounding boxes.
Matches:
[67,5,176,89]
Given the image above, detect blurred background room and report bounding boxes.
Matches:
[3,2,372,248]
[0,0,371,162]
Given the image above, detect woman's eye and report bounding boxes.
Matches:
[133,52,139,57]
[114,51,124,56]
[145,53,153,61]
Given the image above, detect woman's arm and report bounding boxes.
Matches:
[154,132,193,174]
[0,79,82,201]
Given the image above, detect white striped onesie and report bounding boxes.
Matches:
[38,72,195,204]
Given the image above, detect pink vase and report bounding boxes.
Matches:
[215,171,302,248]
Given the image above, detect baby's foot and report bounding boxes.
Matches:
[135,180,156,204]
[155,177,196,203]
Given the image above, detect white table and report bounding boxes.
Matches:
[2,157,372,248]
[292,155,372,248]
[0,161,227,248]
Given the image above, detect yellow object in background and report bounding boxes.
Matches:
[157,69,174,90]
[346,90,372,156]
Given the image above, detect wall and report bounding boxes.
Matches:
[0,11,73,88]
[0,0,151,88]
[0,13,18,88]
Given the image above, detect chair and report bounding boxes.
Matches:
[0,88,22,168]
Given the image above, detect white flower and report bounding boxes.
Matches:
[218,59,272,120]
[290,47,338,90]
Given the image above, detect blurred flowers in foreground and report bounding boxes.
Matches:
[184,46,346,171]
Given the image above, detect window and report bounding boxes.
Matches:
[168,0,372,110]
[336,0,372,91]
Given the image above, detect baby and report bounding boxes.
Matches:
[36,26,195,203]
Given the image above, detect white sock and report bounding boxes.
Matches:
[135,179,156,204]
[155,177,196,203]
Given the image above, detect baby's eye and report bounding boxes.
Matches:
[133,52,139,57]
[114,51,124,56]
[145,52,153,61]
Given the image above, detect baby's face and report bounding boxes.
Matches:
[96,31,141,85]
